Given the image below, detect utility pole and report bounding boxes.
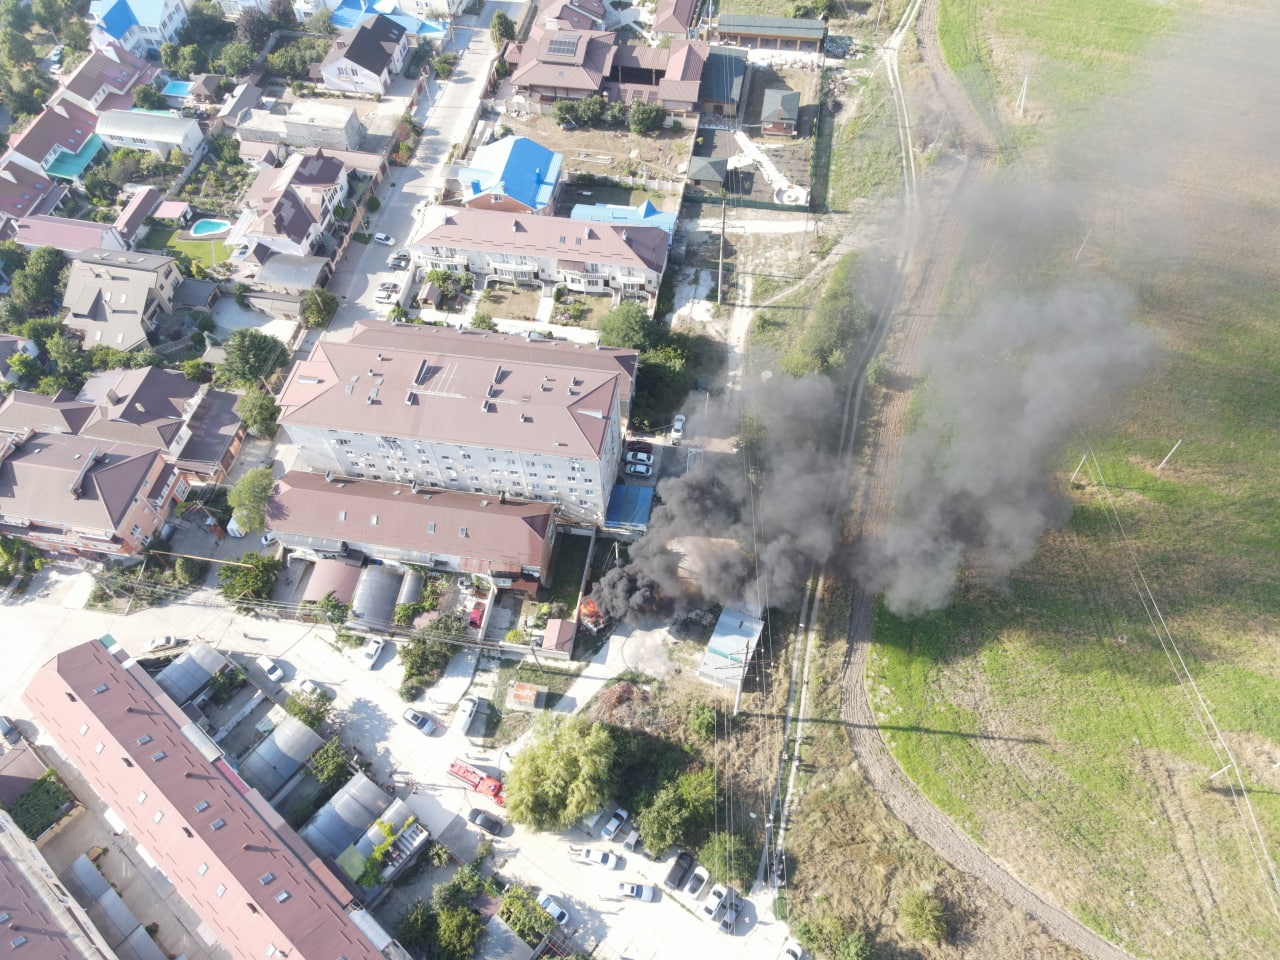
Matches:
[1017,75,1029,119]
[717,200,726,306]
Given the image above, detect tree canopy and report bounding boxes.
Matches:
[217,552,282,606]
[490,10,515,45]
[596,299,660,350]
[228,467,274,532]
[286,687,334,730]
[302,287,339,328]
[219,328,287,386]
[504,714,616,830]
[629,102,666,134]
[236,384,281,439]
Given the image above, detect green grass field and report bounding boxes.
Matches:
[823,70,906,211]
[871,3,1280,953]
[937,0,1183,149]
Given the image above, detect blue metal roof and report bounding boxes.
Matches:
[570,200,677,246]
[329,0,445,37]
[605,483,653,532]
[458,136,562,212]
[91,0,137,39]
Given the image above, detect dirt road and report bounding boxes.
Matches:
[834,3,1136,958]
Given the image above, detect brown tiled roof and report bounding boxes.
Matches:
[0,161,59,220]
[654,0,697,33]
[0,390,95,435]
[511,28,616,94]
[540,0,606,30]
[10,215,121,254]
[77,367,199,449]
[23,641,385,960]
[59,41,155,103]
[241,149,347,246]
[0,431,161,531]
[268,471,555,570]
[8,103,97,166]
[414,206,668,274]
[114,186,161,241]
[278,320,637,460]
[659,40,708,103]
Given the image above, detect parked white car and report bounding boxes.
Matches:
[359,639,385,669]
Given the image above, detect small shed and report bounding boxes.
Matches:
[506,681,546,711]
[697,607,765,694]
[688,156,727,190]
[761,87,800,136]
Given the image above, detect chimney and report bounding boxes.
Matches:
[106,388,120,404]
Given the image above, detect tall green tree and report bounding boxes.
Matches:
[396,899,435,953]
[237,8,271,47]
[31,0,65,34]
[285,687,334,730]
[9,247,66,314]
[0,0,33,35]
[62,17,89,51]
[217,552,282,605]
[218,40,254,76]
[219,328,287,386]
[504,714,616,831]
[133,84,167,109]
[432,907,482,960]
[235,384,281,438]
[0,29,36,70]
[302,287,338,327]
[176,44,207,76]
[227,467,274,532]
[490,10,515,45]
[597,299,660,350]
[629,102,666,134]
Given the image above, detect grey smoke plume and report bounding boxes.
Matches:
[867,277,1154,615]
[592,372,848,619]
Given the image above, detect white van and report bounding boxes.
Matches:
[453,696,479,737]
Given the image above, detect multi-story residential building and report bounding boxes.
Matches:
[52,41,160,115]
[61,248,183,351]
[318,14,410,97]
[268,471,558,590]
[88,0,190,60]
[413,206,668,296]
[0,807,125,960]
[23,639,389,960]
[276,321,638,525]
[0,369,246,485]
[94,110,204,158]
[225,149,352,258]
[235,100,365,152]
[0,428,182,557]
[3,102,103,182]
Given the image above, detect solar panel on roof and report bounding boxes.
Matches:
[546,33,581,57]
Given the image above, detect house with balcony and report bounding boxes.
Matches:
[95,109,204,158]
[225,148,352,258]
[89,0,189,59]
[267,470,557,590]
[275,320,639,525]
[413,206,668,297]
[61,248,183,351]
[0,428,183,557]
[445,136,562,215]
[316,14,410,97]
[3,102,104,182]
[52,41,159,115]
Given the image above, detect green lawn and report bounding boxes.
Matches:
[143,225,231,270]
[824,70,904,211]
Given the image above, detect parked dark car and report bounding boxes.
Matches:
[663,849,694,889]
[467,808,503,836]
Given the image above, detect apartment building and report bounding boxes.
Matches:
[413,206,668,296]
[89,0,189,59]
[23,639,387,960]
[276,321,638,524]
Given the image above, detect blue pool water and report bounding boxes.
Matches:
[162,80,193,97]
[190,218,230,238]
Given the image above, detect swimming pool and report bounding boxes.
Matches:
[162,80,192,97]
[190,218,231,238]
